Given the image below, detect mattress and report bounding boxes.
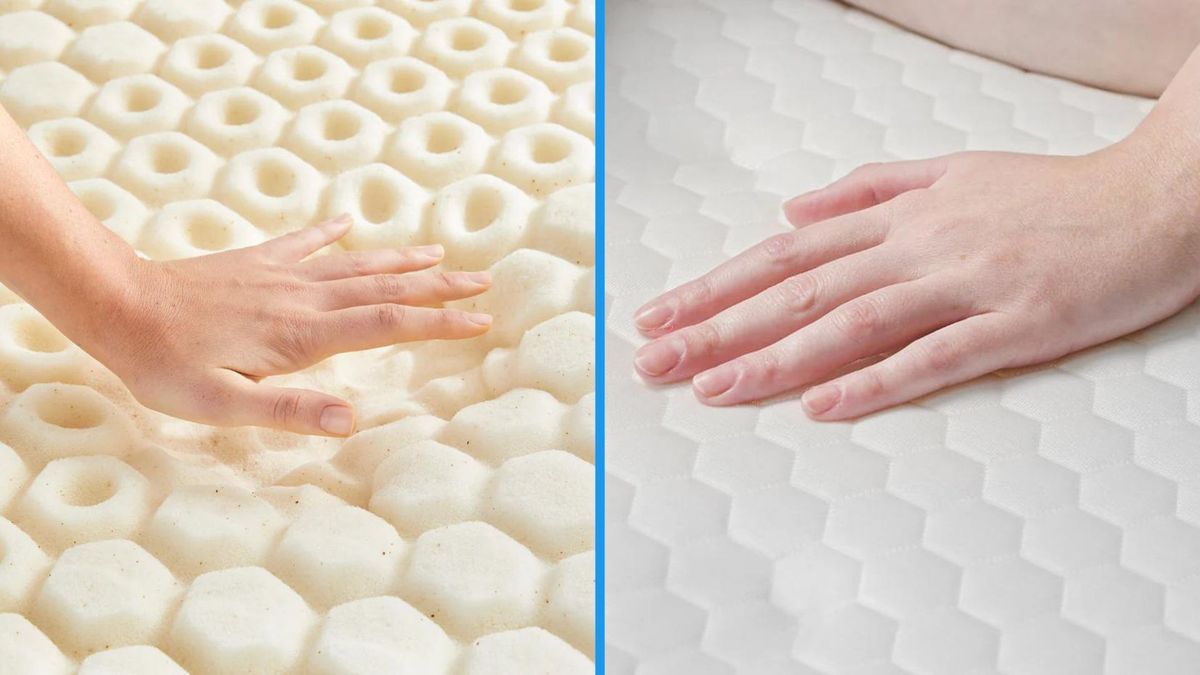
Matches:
[603,1,1200,674]
[0,0,594,673]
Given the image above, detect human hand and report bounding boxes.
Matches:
[632,134,1200,420]
[85,215,492,436]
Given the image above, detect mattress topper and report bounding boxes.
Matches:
[604,1,1200,673]
[0,0,595,672]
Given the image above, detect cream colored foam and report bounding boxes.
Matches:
[0,0,593,670]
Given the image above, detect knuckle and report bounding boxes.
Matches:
[373,274,404,298]
[836,298,883,339]
[855,367,887,399]
[347,252,373,277]
[683,321,722,356]
[679,275,715,307]
[921,335,964,371]
[776,275,817,314]
[762,233,799,267]
[271,390,305,425]
[375,304,405,327]
[748,351,785,384]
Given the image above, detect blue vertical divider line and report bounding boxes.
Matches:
[594,0,605,672]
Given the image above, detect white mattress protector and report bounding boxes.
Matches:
[604,1,1200,673]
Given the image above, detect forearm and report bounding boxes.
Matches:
[0,106,139,342]
[844,0,1200,97]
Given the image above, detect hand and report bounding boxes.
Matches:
[88,215,492,436]
[632,136,1200,420]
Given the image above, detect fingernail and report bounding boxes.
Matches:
[413,244,444,259]
[634,304,673,332]
[468,312,493,326]
[634,340,683,377]
[693,366,737,398]
[319,405,355,436]
[466,271,491,284]
[802,384,840,416]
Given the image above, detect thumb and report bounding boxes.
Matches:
[214,371,357,437]
[783,156,949,228]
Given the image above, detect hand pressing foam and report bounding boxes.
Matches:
[0,0,594,671]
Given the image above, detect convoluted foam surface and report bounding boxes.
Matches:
[603,1,1200,674]
[0,0,594,672]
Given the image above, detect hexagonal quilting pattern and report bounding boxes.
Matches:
[604,1,1195,673]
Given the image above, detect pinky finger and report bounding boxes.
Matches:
[801,313,1017,420]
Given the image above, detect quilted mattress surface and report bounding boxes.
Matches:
[0,0,594,672]
[604,1,1200,674]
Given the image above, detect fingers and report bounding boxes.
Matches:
[691,276,972,405]
[783,157,949,228]
[315,304,492,354]
[801,312,1015,420]
[634,246,902,383]
[256,214,353,262]
[299,245,446,281]
[633,214,888,338]
[209,370,358,437]
[320,271,490,309]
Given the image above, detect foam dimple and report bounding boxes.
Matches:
[318,6,415,67]
[415,16,511,78]
[473,0,570,38]
[78,646,188,675]
[455,67,553,134]
[32,539,183,657]
[0,517,50,612]
[0,61,96,127]
[0,10,73,72]
[386,110,492,189]
[63,21,166,82]
[135,0,231,42]
[215,147,324,232]
[0,613,72,675]
[306,596,456,674]
[227,0,323,55]
[158,34,259,97]
[142,485,287,579]
[491,122,593,196]
[369,440,489,537]
[0,384,137,467]
[460,627,592,674]
[253,44,354,109]
[13,456,153,554]
[511,26,592,91]
[169,566,315,675]
[0,304,91,391]
[283,99,387,172]
[140,198,267,260]
[429,174,534,269]
[484,450,593,560]
[567,0,594,34]
[112,131,223,205]
[86,74,193,142]
[69,178,149,246]
[184,86,289,157]
[350,55,452,123]
[302,0,375,16]
[267,504,404,610]
[402,521,542,639]
[323,162,428,250]
[27,117,120,182]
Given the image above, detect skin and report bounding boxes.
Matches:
[633,43,1200,421]
[0,105,493,437]
[844,0,1200,97]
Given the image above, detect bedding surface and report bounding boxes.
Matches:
[0,0,595,672]
[604,1,1200,673]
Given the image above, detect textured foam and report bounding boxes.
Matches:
[602,1,1200,674]
[0,0,594,670]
